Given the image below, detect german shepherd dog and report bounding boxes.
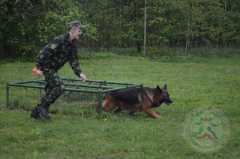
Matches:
[91,84,173,118]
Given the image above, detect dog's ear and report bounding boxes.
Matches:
[163,84,167,90]
[156,85,162,93]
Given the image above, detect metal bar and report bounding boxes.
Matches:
[8,83,100,93]
[6,83,9,107]
[61,78,140,85]
[9,78,140,86]
[102,84,143,93]
[8,83,45,89]
[60,83,115,89]
[9,80,44,85]
[65,88,98,93]
[8,83,142,94]
[98,91,103,114]
[8,82,140,90]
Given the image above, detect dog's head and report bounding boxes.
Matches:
[156,84,173,105]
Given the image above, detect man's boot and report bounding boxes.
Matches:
[30,107,41,119]
[39,101,51,119]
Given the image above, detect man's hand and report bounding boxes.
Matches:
[80,73,86,82]
[36,70,43,78]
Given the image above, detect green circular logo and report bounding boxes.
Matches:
[183,107,230,153]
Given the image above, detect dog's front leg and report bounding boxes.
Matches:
[144,108,164,119]
[114,107,122,113]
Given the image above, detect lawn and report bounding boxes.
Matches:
[0,55,240,158]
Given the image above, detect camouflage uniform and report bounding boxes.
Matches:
[36,33,82,105]
[31,21,85,119]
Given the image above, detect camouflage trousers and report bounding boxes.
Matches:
[36,68,66,107]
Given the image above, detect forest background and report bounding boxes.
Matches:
[1,0,240,60]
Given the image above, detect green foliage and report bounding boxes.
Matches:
[1,0,240,59]
[0,0,94,59]
[79,52,122,60]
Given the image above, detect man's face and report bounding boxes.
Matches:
[71,27,82,40]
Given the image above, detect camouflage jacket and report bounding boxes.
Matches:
[36,33,82,77]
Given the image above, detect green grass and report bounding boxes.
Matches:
[0,55,240,158]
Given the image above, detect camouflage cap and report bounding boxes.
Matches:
[68,21,85,30]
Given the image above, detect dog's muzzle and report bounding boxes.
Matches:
[164,99,173,105]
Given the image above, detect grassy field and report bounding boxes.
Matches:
[0,54,240,158]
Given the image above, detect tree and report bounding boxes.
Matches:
[0,0,92,58]
[1,0,240,59]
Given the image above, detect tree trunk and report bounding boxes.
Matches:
[186,18,190,57]
[143,0,147,57]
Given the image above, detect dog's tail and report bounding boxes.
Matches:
[88,101,98,109]
[88,95,107,110]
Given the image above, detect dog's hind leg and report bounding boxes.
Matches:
[144,108,164,119]
[129,111,136,115]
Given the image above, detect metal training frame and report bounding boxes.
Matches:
[6,78,143,114]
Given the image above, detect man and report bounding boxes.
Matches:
[30,21,86,119]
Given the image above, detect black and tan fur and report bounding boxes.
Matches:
[92,84,173,118]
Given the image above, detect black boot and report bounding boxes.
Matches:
[30,107,41,119]
[39,101,51,119]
